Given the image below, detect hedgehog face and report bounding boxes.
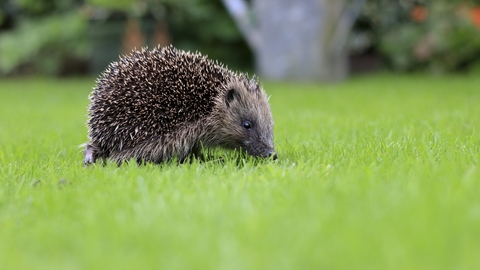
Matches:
[213,78,276,159]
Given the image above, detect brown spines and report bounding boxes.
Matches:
[87,46,235,154]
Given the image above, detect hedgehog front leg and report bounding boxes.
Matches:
[83,144,98,166]
[188,143,206,162]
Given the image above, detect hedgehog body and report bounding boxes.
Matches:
[84,45,275,164]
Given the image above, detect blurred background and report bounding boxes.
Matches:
[0,0,479,82]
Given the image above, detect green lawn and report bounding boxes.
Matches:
[0,74,479,269]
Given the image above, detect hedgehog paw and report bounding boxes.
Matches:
[83,144,97,166]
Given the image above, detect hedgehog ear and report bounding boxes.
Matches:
[226,88,237,107]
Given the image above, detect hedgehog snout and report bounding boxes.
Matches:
[257,150,277,160]
[244,141,276,160]
[252,135,276,160]
[260,149,277,160]
[267,152,278,160]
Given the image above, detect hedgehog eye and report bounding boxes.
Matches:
[242,121,252,130]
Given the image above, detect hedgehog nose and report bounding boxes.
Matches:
[268,152,277,160]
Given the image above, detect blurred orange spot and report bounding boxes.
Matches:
[411,6,428,22]
[471,7,480,28]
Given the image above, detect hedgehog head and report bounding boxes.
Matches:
[209,75,276,159]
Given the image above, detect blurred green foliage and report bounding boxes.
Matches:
[6,0,479,76]
[12,0,79,15]
[0,0,87,75]
[86,0,136,11]
[0,13,87,75]
[362,0,480,73]
[0,0,251,76]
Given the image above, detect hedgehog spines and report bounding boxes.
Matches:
[84,46,275,165]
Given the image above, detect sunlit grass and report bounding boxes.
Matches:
[0,74,479,269]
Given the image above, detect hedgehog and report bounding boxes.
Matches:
[83,45,276,165]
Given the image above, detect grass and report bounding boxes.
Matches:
[0,74,479,269]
